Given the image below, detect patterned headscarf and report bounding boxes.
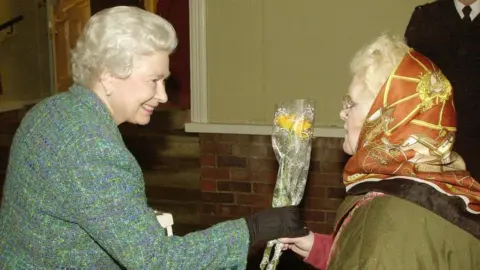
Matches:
[343,50,480,214]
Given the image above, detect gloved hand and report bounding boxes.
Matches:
[244,206,308,245]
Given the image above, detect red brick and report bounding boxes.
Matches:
[218,204,251,217]
[326,187,346,199]
[217,181,251,193]
[251,171,277,184]
[201,192,235,203]
[200,142,232,155]
[249,158,277,172]
[216,143,232,155]
[199,134,218,142]
[146,187,202,202]
[251,135,271,145]
[147,200,202,224]
[310,147,321,161]
[200,142,217,154]
[230,169,250,181]
[137,156,198,170]
[251,206,268,213]
[307,173,343,187]
[303,186,326,198]
[201,203,217,215]
[237,194,272,206]
[249,145,274,158]
[201,167,230,180]
[200,179,217,192]
[200,154,216,167]
[309,161,321,172]
[304,198,344,211]
[302,210,326,222]
[325,212,337,223]
[252,183,274,194]
[306,222,334,234]
[218,134,251,144]
[320,162,345,174]
[313,137,343,149]
[315,148,347,163]
[231,144,249,157]
[217,156,247,168]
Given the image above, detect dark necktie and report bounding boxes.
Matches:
[463,5,472,22]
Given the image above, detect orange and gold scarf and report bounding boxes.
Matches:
[343,50,480,214]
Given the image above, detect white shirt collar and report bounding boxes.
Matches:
[454,0,480,20]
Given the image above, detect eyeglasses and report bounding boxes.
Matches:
[342,94,354,110]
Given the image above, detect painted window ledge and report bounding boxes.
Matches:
[185,122,345,138]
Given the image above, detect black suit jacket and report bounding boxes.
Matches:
[405,0,480,178]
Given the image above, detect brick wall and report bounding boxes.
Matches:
[1,108,347,268]
[1,107,349,236]
[199,134,348,234]
[119,109,204,235]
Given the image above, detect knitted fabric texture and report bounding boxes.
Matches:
[0,84,249,269]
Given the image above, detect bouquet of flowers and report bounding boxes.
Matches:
[260,99,315,270]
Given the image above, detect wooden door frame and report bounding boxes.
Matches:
[48,0,92,93]
[143,0,157,13]
[46,0,57,95]
[47,0,159,94]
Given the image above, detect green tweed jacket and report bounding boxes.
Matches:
[0,84,249,269]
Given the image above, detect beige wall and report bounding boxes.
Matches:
[0,0,51,102]
[206,0,427,127]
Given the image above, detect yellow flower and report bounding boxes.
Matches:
[292,119,312,137]
[276,115,294,130]
[276,114,312,138]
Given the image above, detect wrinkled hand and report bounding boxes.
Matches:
[278,231,314,258]
[244,206,308,245]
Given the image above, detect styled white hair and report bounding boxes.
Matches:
[71,6,178,87]
[350,34,410,96]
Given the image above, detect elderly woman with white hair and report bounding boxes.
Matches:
[279,34,480,269]
[0,6,307,269]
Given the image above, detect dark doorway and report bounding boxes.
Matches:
[90,0,141,14]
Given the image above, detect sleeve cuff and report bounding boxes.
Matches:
[303,233,334,270]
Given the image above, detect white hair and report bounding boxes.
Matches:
[71,6,177,87]
[350,34,409,96]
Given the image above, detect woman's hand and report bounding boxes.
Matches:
[278,231,315,258]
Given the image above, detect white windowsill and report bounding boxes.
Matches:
[185,122,345,138]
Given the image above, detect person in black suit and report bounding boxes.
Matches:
[405,0,480,178]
